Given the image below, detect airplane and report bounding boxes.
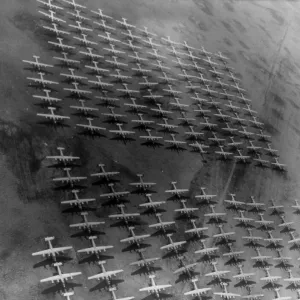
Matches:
[218,88,235,100]
[173,257,198,279]
[139,194,166,210]
[85,62,109,77]
[169,98,188,112]
[131,114,155,130]
[27,72,59,88]
[53,52,80,67]
[69,21,93,33]
[246,140,261,154]
[255,214,275,232]
[109,123,135,143]
[202,56,220,67]
[161,35,180,46]
[185,81,202,93]
[269,289,291,300]
[256,130,271,142]
[291,199,300,214]
[208,132,226,145]
[221,122,238,135]
[128,52,148,64]
[165,181,189,201]
[143,89,164,104]
[213,225,236,245]
[32,236,73,261]
[23,55,54,71]
[62,291,75,300]
[66,9,91,21]
[88,75,114,90]
[42,23,70,37]
[232,265,255,282]
[109,69,132,83]
[90,164,120,186]
[39,9,66,23]
[64,82,92,97]
[253,154,270,168]
[214,51,229,61]
[124,98,148,114]
[230,113,247,126]
[249,116,264,129]
[76,118,107,137]
[241,295,264,300]
[205,261,230,279]
[206,97,221,110]
[103,43,126,56]
[142,37,162,49]
[122,39,143,51]
[129,174,156,194]
[160,233,186,251]
[231,81,246,93]
[158,72,178,84]
[178,111,196,127]
[99,183,130,201]
[148,213,176,235]
[215,146,232,160]
[91,8,113,20]
[268,199,284,213]
[151,105,173,120]
[191,61,206,73]
[40,262,81,287]
[234,149,250,163]
[213,78,229,89]
[263,144,279,157]
[209,66,224,78]
[37,107,70,124]
[194,239,219,257]
[151,60,171,72]
[80,48,104,61]
[52,167,87,187]
[109,286,135,300]
[157,118,179,134]
[163,85,182,97]
[120,226,150,245]
[94,19,116,32]
[130,248,160,270]
[140,129,163,147]
[61,189,96,209]
[70,99,99,116]
[175,200,198,217]
[172,57,191,69]
[88,260,123,281]
[259,268,282,283]
[37,0,64,10]
[287,231,300,245]
[73,33,98,47]
[117,83,139,97]
[213,283,240,300]
[116,17,136,29]
[139,26,157,37]
[33,89,62,106]
[191,93,209,105]
[139,76,159,88]
[246,196,266,214]
[139,275,172,298]
[283,269,300,284]
[98,31,121,44]
[60,68,88,82]
[185,219,208,238]
[96,93,120,108]
[109,204,140,224]
[227,72,241,83]
[167,45,186,58]
[132,63,152,76]
[202,84,218,97]
[46,147,80,167]
[70,212,105,234]
[236,93,251,104]
[184,278,211,297]
[214,109,230,122]
[184,50,203,62]
[102,107,127,124]
[48,37,76,51]
[242,104,257,116]
[122,29,142,41]
[271,157,286,172]
[227,137,243,150]
[199,117,217,131]
[61,0,86,9]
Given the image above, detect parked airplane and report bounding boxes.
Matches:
[38,0,63,10]
[151,60,171,72]
[143,90,164,104]
[90,164,120,186]
[69,212,105,233]
[205,262,230,279]
[48,37,76,51]
[67,9,90,21]
[165,181,189,201]
[243,104,257,116]
[64,82,92,97]
[53,52,80,67]
[271,158,286,172]
[202,56,220,67]
[231,81,246,94]
[76,118,106,136]
[149,213,175,235]
[208,132,225,146]
[88,260,123,281]
[130,248,160,269]
[157,118,179,134]
[128,52,148,64]
[122,29,142,41]
[224,194,245,209]
[80,48,104,61]
[40,262,81,287]
[249,116,264,129]
[139,76,159,89]
[74,33,98,47]
[60,68,88,82]
[46,147,80,167]
[123,39,143,51]
[221,123,237,135]
[69,21,92,33]
[88,75,114,90]
[96,93,120,108]
[109,69,132,83]
[237,93,251,104]
[120,226,150,245]
[139,275,172,298]
[173,258,198,279]
[185,50,203,62]
[52,168,87,187]
[27,72,59,88]
[39,9,66,23]
[33,89,62,106]
[256,130,271,142]
[70,99,99,117]
[98,31,121,44]
[140,129,163,147]
[117,83,139,97]
[192,61,206,73]
[234,149,250,164]
[167,45,185,58]
[42,23,70,37]
[124,99,147,114]
[132,114,155,130]
[99,183,130,200]
[227,137,243,150]
[109,204,140,222]
[104,43,125,56]
[32,236,72,261]
[160,233,186,251]
[213,283,240,300]
[199,117,217,131]
[62,0,86,9]
[214,51,229,61]
[23,55,54,71]
[94,19,116,32]
[163,84,182,97]
[37,107,70,124]
[116,17,136,29]
[209,66,224,78]
[91,8,113,20]
[230,113,247,126]
[218,89,235,100]
[139,26,157,37]
[164,134,187,151]
[142,37,161,49]
[132,63,152,76]
[175,200,198,216]
[103,107,127,124]
[61,189,96,209]
[129,174,156,194]
[264,144,279,157]
[215,146,233,160]
[109,286,135,300]
[184,278,211,297]
[185,219,208,238]
[139,194,166,210]
[224,101,239,112]
[259,268,282,283]
[195,187,217,204]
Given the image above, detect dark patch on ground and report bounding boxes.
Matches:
[264,121,280,136]
[239,40,250,50]
[224,2,235,13]
[288,98,300,110]
[258,24,275,44]
[268,8,285,26]
[271,108,284,121]
[198,20,208,31]
[223,37,233,47]
[272,94,286,107]
[221,21,234,33]
[193,0,214,16]
[233,20,246,33]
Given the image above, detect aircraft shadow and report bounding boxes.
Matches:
[197,254,220,264]
[34,102,62,110]
[131,265,162,276]
[207,277,231,287]
[175,271,200,284]
[110,136,136,144]
[71,112,99,119]
[130,188,157,195]
[122,243,151,253]
[23,67,53,75]
[77,130,107,139]
[234,279,256,289]
[167,194,190,202]
[42,282,82,295]
[53,184,87,191]
[175,214,198,221]
[141,141,164,149]
[140,207,166,216]
[141,292,172,300]
[150,228,176,238]
[33,255,72,269]
[133,124,155,132]
[79,253,114,265]
[47,162,81,169]
[224,257,245,267]
[92,178,120,186]
[262,282,282,290]
[101,198,130,207]
[110,219,144,229]
[62,206,96,214]
[89,279,124,292]
[186,234,209,245]
[162,249,187,260]
[71,229,105,239]
[36,120,70,128]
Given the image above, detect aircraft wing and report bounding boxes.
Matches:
[88,270,123,280]
[109,213,140,218]
[149,221,175,228]
[77,245,113,254]
[41,272,82,283]
[140,284,172,292]
[140,201,166,207]
[37,113,70,120]
[184,288,211,296]
[214,292,240,298]
[120,234,150,243]
[61,198,96,205]
[46,155,80,161]
[100,191,129,198]
[32,246,73,257]
[161,241,186,250]
[129,182,156,187]
[69,221,104,228]
[52,176,87,182]
[165,189,188,194]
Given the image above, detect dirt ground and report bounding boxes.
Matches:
[2,0,300,299]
